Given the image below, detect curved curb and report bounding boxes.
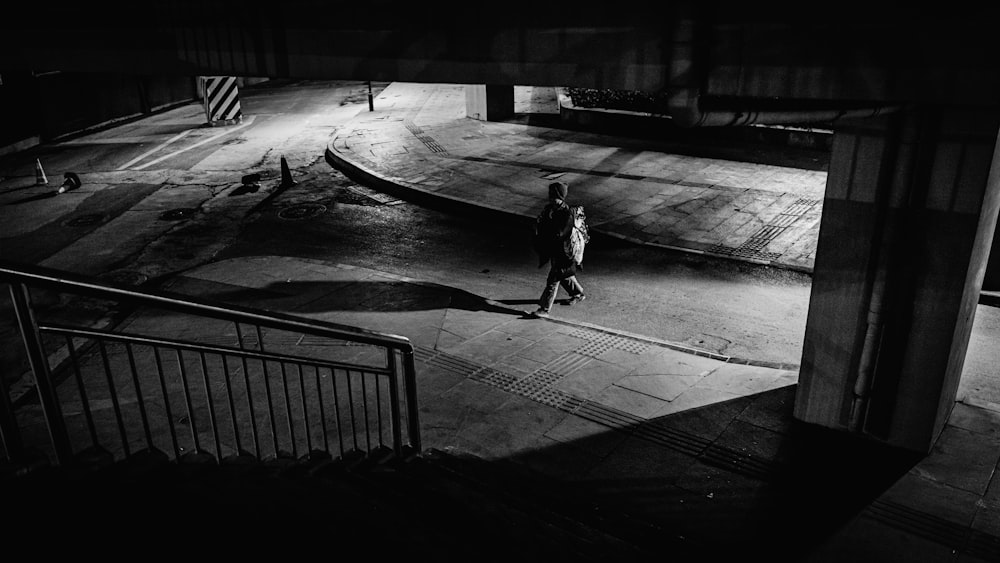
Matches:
[324,140,535,229]
[325,139,804,370]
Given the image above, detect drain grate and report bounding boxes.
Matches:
[64,213,104,227]
[708,244,782,262]
[277,202,326,220]
[159,208,197,221]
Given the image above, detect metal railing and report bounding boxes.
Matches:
[0,260,420,469]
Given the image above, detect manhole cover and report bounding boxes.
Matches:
[159,208,197,221]
[64,214,104,227]
[278,203,327,220]
[99,270,148,286]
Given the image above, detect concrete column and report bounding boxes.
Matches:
[985,229,1000,290]
[464,84,514,122]
[795,106,1000,453]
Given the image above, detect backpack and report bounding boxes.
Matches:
[565,205,590,267]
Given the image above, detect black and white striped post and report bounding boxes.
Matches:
[201,76,242,126]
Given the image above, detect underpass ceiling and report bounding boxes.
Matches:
[1,1,998,108]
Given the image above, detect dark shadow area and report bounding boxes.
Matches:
[469,385,926,562]
[0,183,161,264]
[510,108,831,172]
[227,183,260,197]
[496,298,539,306]
[0,183,52,196]
[187,279,525,317]
[2,190,59,205]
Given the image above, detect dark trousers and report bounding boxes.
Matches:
[538,262,583,311]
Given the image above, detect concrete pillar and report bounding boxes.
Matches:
[985,229,1000,290]
[464,84,514,122]
[794,106,1000,453]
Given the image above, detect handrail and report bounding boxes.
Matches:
[0,260,413,350]
[40,323,397,376]
[0,259,421,469]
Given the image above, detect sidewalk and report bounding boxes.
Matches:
[315,83,1000,561]
[156,255,998,562]
[4,81,998,560]
[326,83,828,273]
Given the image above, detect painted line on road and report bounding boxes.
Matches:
[116,129,193,170]
[129,115,256,171]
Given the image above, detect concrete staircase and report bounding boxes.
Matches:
[1,447,674,560]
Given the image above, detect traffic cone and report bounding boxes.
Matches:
[57,172,81,194]
[35,158,48,185]
[279,156,296,188]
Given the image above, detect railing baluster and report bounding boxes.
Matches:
[175,349,200,456]
[198,351,222,461]
[314,365,329,455]
[361,371,371,454]
[153,346,180,460]
[221,355,243,455]
[296,363,312,453]
[375,371,384,449]
[329,367,345,458]
[387,350,402,458]
[124,342,154,450]
[279,361,296,459]
[346,369,359,453]
[66,335,99,448]
[255,326,279,458]
[0,337,24,461]
[98,340,130,458]
[402,348,420,452]
[8,282,71,464]
[234,323,260,457]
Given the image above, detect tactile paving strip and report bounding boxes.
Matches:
[866,500,1000,561]
[707,197,820,262]
[566,328,652,355]
[405,121,446,153]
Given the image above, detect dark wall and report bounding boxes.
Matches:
[0,72,198,148]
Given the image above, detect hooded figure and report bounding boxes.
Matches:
[530,181,586,317]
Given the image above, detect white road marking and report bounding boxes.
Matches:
[129,115,256,171]
[116,129,193,170]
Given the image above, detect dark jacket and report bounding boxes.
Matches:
[534,202,575,270]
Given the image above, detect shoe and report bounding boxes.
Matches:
[530,308,549,318]
[567,294,586,306]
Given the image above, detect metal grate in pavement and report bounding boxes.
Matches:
[707,244,782,262]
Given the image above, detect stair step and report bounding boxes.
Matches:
[348,450,652,559]
[416,448,681,553]
[0,446,679,559]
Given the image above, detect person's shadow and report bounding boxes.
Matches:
[198,280,528,317]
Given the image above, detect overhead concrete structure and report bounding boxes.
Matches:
[2,0,998,453]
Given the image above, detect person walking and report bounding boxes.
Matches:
[530,181,586,318]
